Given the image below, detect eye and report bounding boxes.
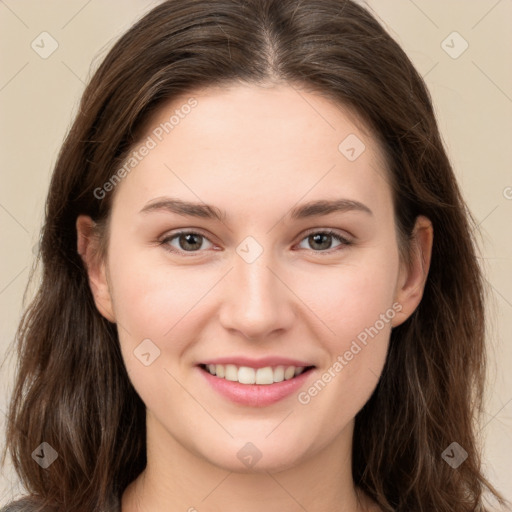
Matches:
[160,231,215,254]
[159,228,352,256]
[297,229,352,252]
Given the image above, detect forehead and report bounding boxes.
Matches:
[111,83,392,218]
[145,83,374,157]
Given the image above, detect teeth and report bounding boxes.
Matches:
[284,366,295,380]
[203,364,309,385]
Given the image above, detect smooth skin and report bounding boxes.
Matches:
[77,83,433,512]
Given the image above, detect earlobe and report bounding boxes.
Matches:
[392,215,434,328]
[76,215,116,323]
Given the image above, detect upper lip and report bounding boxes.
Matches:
[199,356,315,369]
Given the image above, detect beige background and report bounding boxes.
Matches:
[1,0,511,508]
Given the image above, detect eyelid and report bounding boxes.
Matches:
[159,227,212,241]
[159,227,353,256]
[159,229,217,256]
[299,227,354,244]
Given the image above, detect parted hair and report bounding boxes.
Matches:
[1,0,508,511]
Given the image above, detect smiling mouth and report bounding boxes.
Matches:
[198,363,315,385]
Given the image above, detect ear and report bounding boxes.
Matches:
[392,215,433,327]
[76,215,116,323]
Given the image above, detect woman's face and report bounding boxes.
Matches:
[80,83,429,472]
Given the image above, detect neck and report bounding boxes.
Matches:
[122,413,374,512]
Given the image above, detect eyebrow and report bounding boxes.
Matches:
[139,197,373,221]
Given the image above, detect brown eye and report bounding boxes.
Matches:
[298,230,351,252]
[162,231,214,253]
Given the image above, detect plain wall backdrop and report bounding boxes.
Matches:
[1,0,511,508]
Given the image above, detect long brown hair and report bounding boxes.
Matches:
[1,1,508,510]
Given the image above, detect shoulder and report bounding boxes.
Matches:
[0,497,58,512]
[0,498,38,512]
[1,495,121,512]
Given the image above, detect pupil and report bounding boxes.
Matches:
[178,233,333,252]
[311,233,331,250]
[180,233,202,251]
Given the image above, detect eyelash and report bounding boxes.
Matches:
[159,228,353,257]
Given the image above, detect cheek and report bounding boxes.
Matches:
[106,237,213,368]
[108,255,209,342]
[107,249,214,402]
[108,236,399,348]
[301,248,399,345]
[294,248,398,413]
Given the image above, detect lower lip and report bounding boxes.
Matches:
[198,366,315,407]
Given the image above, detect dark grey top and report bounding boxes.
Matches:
[0,499,37,512]
[0,500,39,512]
[0,495,121,512]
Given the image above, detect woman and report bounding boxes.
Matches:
[1,0,507,511]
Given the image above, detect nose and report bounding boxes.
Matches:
[218,247,296,341]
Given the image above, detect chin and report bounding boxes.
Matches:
[195,434,312,474]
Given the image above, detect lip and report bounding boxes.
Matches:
[198,356,314,369]
[197,364,315,407]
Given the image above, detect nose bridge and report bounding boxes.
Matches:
[219,239,294,339]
